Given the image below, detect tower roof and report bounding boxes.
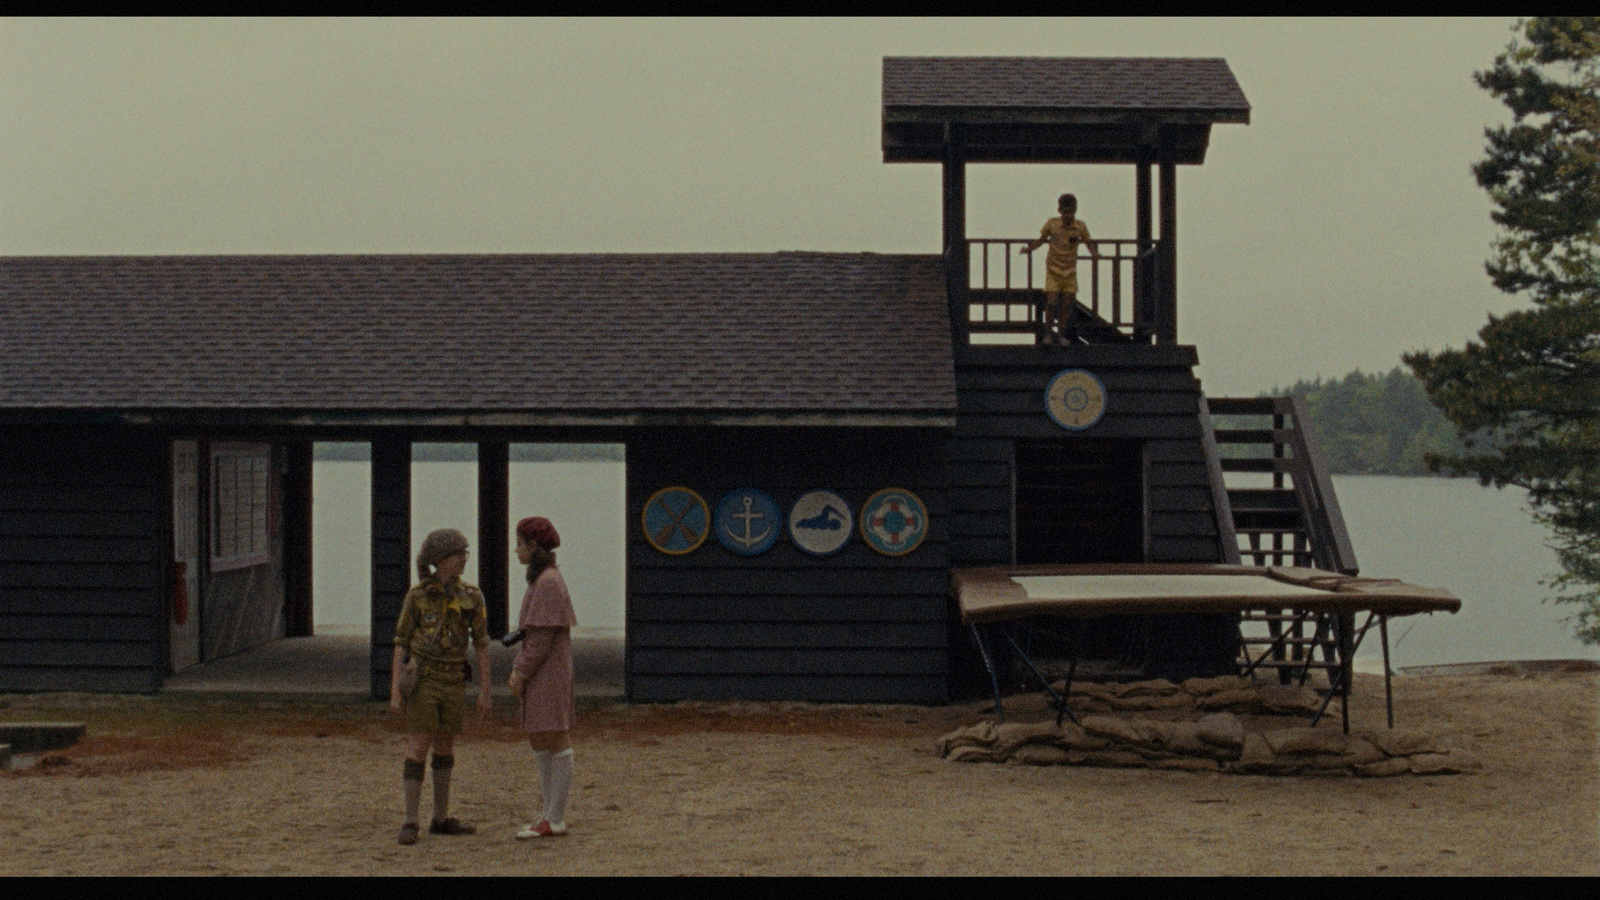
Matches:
[883,57,1249,164]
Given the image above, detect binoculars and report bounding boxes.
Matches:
[499,629,525,647]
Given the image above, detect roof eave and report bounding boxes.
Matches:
[0,407,958,429]
[882,106,1250,126]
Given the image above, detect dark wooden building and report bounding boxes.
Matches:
[0,57,1253,700]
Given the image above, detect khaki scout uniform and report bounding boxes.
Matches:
[394,576,490,734]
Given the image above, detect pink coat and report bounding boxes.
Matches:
[513,566,578,733]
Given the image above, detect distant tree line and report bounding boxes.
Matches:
[1256,367,1465,477]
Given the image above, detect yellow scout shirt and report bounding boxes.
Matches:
[393,577,490,664]
[1040,217,1092,279]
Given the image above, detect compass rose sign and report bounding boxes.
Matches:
[714,488,781,556]
[788,489,853,556]
[642,486,710,555]
[1045,368,1108,431]
[860,488,928,557]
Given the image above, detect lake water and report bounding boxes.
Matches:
[1331,475,1598,669]
[312,457,626,634]
[311,459,1599,669]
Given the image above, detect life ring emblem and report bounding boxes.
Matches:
[860,488,928,557]
[1045,368,1107,430]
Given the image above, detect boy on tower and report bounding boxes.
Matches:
[1021,193,1096,346]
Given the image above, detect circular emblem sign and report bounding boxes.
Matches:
[642,487,710,555]
[1045,368,1108,430]
[860,488,928,557]
[714,488,781,556]
[787,489,853,556]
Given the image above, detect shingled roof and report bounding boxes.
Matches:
[883,57,1250,120]
[0,254,955,426]
[882,57,1250,165]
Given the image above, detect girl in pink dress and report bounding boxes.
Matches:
[508,516,578,839]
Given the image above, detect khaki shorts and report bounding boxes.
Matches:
[1044,269,1078,294]
[405,661,466,735]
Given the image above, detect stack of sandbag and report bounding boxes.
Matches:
[938,714,1480,777]
[1050,676,1324,716]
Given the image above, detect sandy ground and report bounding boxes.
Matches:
[1,671,1596,876]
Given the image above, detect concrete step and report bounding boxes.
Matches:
[0,722,86,753]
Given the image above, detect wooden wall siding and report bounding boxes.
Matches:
[0,429,167,692]
[949,345,1226,568]
[369,436,411,699]
[626,428,951,704]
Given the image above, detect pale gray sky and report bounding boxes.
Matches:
[0,17,1520,395]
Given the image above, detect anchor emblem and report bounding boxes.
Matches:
[713,489,781,556]
[725,495,773,548]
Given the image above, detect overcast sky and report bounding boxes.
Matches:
[0,17,1522,395]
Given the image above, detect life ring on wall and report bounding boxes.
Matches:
[173,561,189,625]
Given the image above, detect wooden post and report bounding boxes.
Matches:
[282,441,314,637]
[1158,138,1178,345]
[477,440,510,638]
[370,435,411,700]
[1135,152,1153,341]
[942,125,968,347]
[196,439,211,662]
[154,435,175,689]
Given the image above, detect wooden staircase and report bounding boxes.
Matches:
[1199,395,1359,685]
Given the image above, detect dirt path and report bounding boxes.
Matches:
[2,672,1595,876]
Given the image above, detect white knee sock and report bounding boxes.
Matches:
[533,750,552,822]
[547,749,574,825]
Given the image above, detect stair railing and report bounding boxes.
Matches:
[1283,394,1358,575]
[1202,395,1358,575]
[1196,394,1241,565]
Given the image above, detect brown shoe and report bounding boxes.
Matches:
[429,817,476,836]
[398,822,420,845]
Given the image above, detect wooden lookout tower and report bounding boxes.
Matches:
[885,57,1255,679]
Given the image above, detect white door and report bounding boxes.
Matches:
[170,441,201,671]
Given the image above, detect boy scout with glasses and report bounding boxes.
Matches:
[389,528,492,845]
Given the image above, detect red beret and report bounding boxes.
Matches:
[516,516,560,550]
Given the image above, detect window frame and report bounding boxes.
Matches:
[209,442,273,571]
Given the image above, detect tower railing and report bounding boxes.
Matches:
[964,238,1162,343]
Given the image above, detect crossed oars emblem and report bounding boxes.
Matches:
[653,495,702,549]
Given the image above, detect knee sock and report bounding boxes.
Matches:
[431,753,454,822]
[403,758,426,825]
[547,749,574,825]
[533,750,552,822]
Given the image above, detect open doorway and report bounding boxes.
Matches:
[1013,438,1144,565]
[311,442,372,636]
[309,442,625,639]
[1011,438,1147,669]
[509,444,626,640]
